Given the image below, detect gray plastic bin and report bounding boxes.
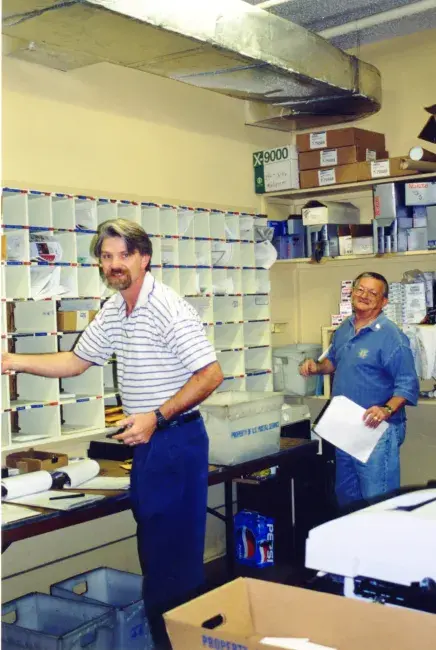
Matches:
[1,592,115,650]
[51,567,152,650]
[273,344,322,396]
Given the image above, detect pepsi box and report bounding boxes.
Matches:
[234,510,274,568]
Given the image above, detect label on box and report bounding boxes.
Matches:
[318,168,336,186]
[77,311,89,328]
[371,160,390,178]
[320,149,337,166]
[310,131,327,149]
[366,149,377,162]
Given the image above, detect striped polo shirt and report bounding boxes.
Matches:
[74,273,217,413]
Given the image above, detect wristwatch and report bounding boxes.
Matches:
[154,408,169,430]
[384,404,393,416]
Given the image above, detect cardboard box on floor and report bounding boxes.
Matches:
[164,578,436,650]
[296,127,386,154]
[298,145,388,171]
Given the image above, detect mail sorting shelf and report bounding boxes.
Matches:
[1,188,273,450]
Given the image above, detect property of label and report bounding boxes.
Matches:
[320,149,338,166]
[310,131,327,149]
[371,160,390,178]
[366,149,377,161]
[318,168,336,186]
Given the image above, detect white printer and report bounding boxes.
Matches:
[306,489,436,613]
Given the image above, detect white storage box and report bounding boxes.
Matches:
[273,344,322,396]
[200,391,284,465]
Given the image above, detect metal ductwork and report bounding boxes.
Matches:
[2,0,382,130]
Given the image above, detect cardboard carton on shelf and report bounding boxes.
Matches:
[164,577,436,650]
[300,163,363,189]
[300,157,419,189]
[298,145,388,171]
[338,224,373,256]
[296,127,386,154]
[361,157,420,181]
[57,310,98,331]
[6,449,69,473]
[1,234,6,260]
[302,200,360,226]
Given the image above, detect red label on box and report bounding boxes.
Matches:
[374,196,381,217]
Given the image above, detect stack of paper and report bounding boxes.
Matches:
[314,395,388,463]
[2,503,41,525]
[79,476,130,490]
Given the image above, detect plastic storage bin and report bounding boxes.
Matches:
[50,567,152,650]
[1,592,115,650]
[272,344,322,396]
[200,391,284,465]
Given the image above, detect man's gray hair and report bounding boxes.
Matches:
[91,219,153,271]
[353,272,389,298]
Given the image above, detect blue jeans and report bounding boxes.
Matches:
[335,421,406,508]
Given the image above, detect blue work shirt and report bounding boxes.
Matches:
[327,313,419,423]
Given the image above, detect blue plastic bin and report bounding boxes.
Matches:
[51,567,152,650]
[1,592,115,650]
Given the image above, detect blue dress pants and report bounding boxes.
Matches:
[130,416,209,647]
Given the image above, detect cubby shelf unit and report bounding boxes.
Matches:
[1,188,273,450]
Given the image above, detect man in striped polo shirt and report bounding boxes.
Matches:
[2,219,224,649]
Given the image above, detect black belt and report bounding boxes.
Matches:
[167,410,202,428]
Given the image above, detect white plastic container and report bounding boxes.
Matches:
[273,344,322,396]
[200,391,284,465]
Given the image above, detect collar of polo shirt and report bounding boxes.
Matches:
[349,312,386,331]
[113,272,155,312]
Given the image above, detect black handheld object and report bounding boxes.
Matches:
[49,493,86,501]
[105,427,127,439]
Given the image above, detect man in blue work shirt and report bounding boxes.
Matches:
[300,272,419,509]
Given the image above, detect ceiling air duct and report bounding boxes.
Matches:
[2,0,382,130]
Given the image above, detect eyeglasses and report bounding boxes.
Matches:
[353,286,381,299]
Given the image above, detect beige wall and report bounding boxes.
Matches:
[347,30,436,158]
[2,57,285,209]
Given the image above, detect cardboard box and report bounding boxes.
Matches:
[407,227,428,251]
[6,449,68,473]
[427,205,436,248]
[302,158,419,191]
[299,162,363,189]
[298,145,388,171]
[253,145,299,194]
[360,157,419,181]
[57,310,98,331]
[405,181,436,206]
[352,236,374,255]
[1,234,6,260]
[164,577,436,650]
[296,127,386,153]
[302,201,360,226]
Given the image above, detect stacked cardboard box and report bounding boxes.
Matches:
[297,127,397,189]
[373,182,436,253]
